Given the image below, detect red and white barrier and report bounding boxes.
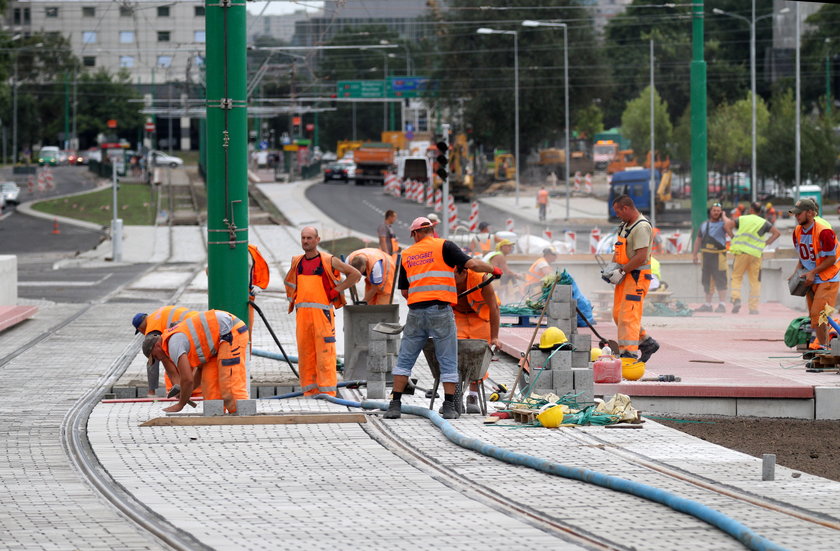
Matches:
[665,230,683,254]
[448,195,457,227]
[584,173,592,194]
[385,174,397,196]
[589,227,601,254]
[468,201,479,232]
[434,189,442,212]
[565,230,577,254]
[505,218,515,232]
[573,171,582,192]
[37,172,45,193]
[543,228,553,241]
[26,175,34,193]
[425,182,434,207]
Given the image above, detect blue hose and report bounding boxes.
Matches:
[252,348,299,363]
[264,381,367,400]
[316,394,789,551]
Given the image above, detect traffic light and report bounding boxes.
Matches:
[436,141,448,181]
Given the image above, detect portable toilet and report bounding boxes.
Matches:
[797,184,822,214]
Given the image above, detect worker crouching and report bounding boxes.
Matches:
[347,247,396,305]
[143,309,249,414]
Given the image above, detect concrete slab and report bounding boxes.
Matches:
[815,386,840,419]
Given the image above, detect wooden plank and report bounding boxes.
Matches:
[140,413,368,427]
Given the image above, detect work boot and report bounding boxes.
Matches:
[619,351,637,360]
[732,298,741,314]
[466,394,481,414]
[715,304,726,313]
[638,336,660,363]
[441,400,460,420]
[383,400,402,419]
[694,304,712,312]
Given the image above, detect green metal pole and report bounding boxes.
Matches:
[690,0,708,237]
[206,0,249,324]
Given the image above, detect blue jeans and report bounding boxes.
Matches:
[394,304,458,383]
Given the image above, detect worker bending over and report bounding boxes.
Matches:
[385,217,501,420]
[347,247,396,305]
[132,306,199,396]
[453,267,500,413]
[284,226,360,397]
[607,194,659,362]
[523,247,558,295]
[790,199,840,350]
[143,309,249,414]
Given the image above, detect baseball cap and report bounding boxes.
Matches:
[141,332,161,366]
[427,213,440,223]
[132,312,147,335]
[409,216,437,232]
[789,199,817,215]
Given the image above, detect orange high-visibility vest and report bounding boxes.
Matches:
[284,251,347,313]
[615,217,652,274]
[248,244,270,290]
[794,218,840,282]
[161,310,246,366]
[525,257,549,285]
[403,236,457,305]
[463,270,492,321]
[347,248,394,294]
[145,306,199,335]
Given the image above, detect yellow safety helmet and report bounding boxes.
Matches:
[621,357,646,380]
[496,238,514,251]
[539,327,568,349]
[590,347,603,362]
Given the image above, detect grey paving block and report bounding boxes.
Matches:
[572,350,590,368]
[112,386,137,399]
[572,368,594,402]
[203,400,225,416]
[235,399,257,416]
[256,385,276,399]
[366,380,387,399]
[571,333,591,352]
[548,350,572,370]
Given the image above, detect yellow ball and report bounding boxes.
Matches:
[621,357,646,380]
[590,348,603,362]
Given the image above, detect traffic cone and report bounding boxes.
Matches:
[51,218,61,235]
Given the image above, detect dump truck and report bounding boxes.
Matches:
[353,142,395,185]
[538,147,595,176]
[593,140,619,170]
[608,168,689,226]
[337,140,363,160]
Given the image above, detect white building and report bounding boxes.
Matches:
[5,0,206,84]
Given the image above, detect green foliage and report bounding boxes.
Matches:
[620,85,672,159]
[573,103,605,140]
[708,92,768,170]
[74,69,144,148]
[802,4,840,113]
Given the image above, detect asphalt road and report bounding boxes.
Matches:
[0,166,151,303]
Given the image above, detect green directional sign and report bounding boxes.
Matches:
[337,80,385,99]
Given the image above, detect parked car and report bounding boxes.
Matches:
[1,182,20,205]
[150,150,184,168]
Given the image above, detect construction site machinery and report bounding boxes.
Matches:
[353,142,395,186]
[593,140,619,170]
[538,147,594,177]
[397,156,432,184]
[429,133,474,201]
[608,168,690,226]
[381,131,408,152]
[337,140,363,160]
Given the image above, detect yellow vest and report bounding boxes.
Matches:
[730,214,766,258]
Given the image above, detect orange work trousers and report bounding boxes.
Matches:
[612,271,651,353]
[296,307,337,396]
[201,322,250,413]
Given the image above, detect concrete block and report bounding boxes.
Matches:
[203,400,225,416]
[528,350,550,371]
[571,333,591,352]
[256,385,276,399]
[343,304,400,381]
[550,284,573,303]
[155,387,166,398]
[737,398,814,420]
[815,387,840,419]
[545,319,573,336]
[366,379,387,400]
[572,350,590,369]
[572,368,594,402]
[633,397,737,416]
[113,386,137,399]
[548,350,572,370]
[276,385,298,395]
[235,399,257,416]
[831,338,840,356]
[547,302,573,320]
[0,255,17,305]
[369,340,387,359]
[550,369,574,396]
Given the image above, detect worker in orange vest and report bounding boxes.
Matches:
[247,244,270,330]
[385,217,501,420]
[284,226,360,397]
[471,221,494,256]
[523,248,558,295]
[453,267,500,414]
[536,185,549,221]
[347,247,396,305]
[132,306,199,397]
[142,309,249,414]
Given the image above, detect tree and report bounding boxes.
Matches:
[802,4,840,113]
[620,85,672,159]
[74,69,143,149]
[573,103,604,141]
[708,92,769,172]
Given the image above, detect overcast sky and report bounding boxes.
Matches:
[246,1,324,16]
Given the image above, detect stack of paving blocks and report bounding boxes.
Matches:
[528,284,594,403]
[366,327,399,399]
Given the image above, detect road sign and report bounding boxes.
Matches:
[145,121,155,132]
[107,119,118,129]
[337,80,386,99]
[387,77,431,98]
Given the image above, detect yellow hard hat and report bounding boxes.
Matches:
[496,239,514,251]
[621,357,646,380]
[765,202,773,208]
[539,327,568,349]
[536,403,568,428]
[590,348,603,362]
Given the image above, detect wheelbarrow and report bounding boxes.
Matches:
[422,338,493,415]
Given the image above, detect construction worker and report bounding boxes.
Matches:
[790,199,840,350]
[536,185,549,222]
[453,267,500,414]
[731,203,746,221]
[726,201,780,314]
[605,194,659,362]
[524,248,558,294]
[765,202,778,226]
[483,238,521,302]
[426,213,441,237]
[471,222,494,255]
[132,306,199,396]
[247,243,270,337]
[142,309,249,414]
[284,226,360,397]
[378,210,399,256]
[347,247,396,305]
[384,217,501,420]
[692,202,732,313]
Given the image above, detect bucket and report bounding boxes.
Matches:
[423,338,492,382]
[537,404,566,427]
[593,356,621,383]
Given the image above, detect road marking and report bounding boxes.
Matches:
[19,274,113,287]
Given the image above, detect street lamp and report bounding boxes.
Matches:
[477,27,519,205]
[522,20,569,220]
[8,41,44,164]
[712,4,789,203]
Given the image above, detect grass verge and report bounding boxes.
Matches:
[32,183,158,226]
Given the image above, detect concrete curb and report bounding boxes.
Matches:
[17,180,112,233]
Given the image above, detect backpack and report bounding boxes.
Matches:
[784,316,811,348]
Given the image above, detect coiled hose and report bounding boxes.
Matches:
[315,394,788,551]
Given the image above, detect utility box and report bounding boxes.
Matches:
[343,304,399,381]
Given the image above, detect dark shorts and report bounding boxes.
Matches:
[701,251,727,293]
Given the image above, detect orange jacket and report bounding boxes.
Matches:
[794,218,840,282]
[248,244,270,291]
[145,306,198,335]
[462,270,493,321]
[284,251,346,313]
[525,257,550,285]
[161,310,246,366]
[347,248,394,295]
[403,237,457,305]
